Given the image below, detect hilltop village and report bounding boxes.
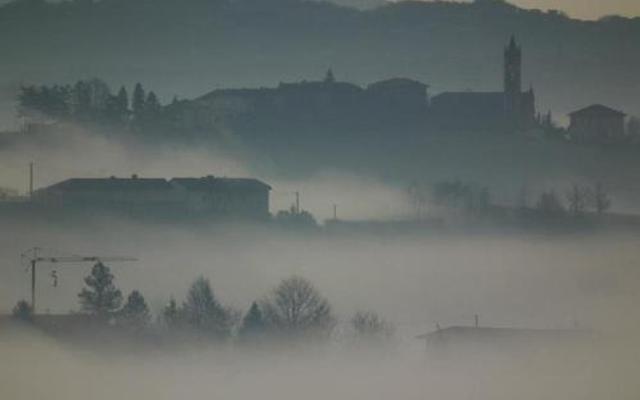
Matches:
[17,37,633,145]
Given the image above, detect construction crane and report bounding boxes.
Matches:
[21,247,138,314]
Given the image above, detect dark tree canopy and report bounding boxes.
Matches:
[78,262,123,319]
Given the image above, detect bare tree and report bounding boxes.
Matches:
[566,185,590,217]
[261,276,334,338]
[593,183,612,215]
[351,311,394,341]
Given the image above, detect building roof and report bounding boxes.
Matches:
[367,78,428,91]
[569,104,626,118]
[417,326,589,341]
[431,91,504,107]
[44,177,173,192]
[171,176,272,191]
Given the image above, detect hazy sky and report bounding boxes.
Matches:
[507,0,640,20]
[0,0,637,20]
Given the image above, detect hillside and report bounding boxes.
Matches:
[0,0,638,129]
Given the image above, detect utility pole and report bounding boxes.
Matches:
[30,250,37,312]
[295,191,300,215]
[333,203,337,220]
[29,162,34,200]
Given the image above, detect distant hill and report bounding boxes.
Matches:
[0,0,638,130]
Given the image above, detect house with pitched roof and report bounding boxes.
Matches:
[568,104,626,143]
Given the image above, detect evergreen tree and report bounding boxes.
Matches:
[144,91,162,127]
[132,83,146,122]
[239,302,267,340]
[162,297,182,329]
[12,300,33,322]
[119,290,151,329]
[73,80,92,120]
[78,262,123,319]
[116,86,129,119]
[145,91,160,112]
[183,276,232,339]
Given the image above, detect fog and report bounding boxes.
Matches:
[3,127,640,400]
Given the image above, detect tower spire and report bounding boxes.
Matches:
[504,35,523,128]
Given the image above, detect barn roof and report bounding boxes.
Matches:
[569,104,626,117]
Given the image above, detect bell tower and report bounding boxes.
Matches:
[504,35,522,125]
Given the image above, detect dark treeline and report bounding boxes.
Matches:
[12,263,394,346]
[19,79,167,136]
[408,179,614,226]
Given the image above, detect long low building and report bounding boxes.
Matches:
[33,175,272,219]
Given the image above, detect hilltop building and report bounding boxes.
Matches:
[430,36,536,132]
[34,175,271,219]
[568,104,626,143]
[169,36,536,137]
[169,69,429,134]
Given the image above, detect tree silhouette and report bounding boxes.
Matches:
[566,185,590,217]
[12,300,33,322]
[238,301,267,341]
[132,83,146,122]
[183,276,232,339]
[162,297,182,329]
[593,183,612,215]
[78,262,123,319]
[536,190,566,218]
[119,290,151,329]
[351,311,394,341]
[261,276,334,338]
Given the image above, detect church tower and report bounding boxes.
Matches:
[504,35,522,126]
